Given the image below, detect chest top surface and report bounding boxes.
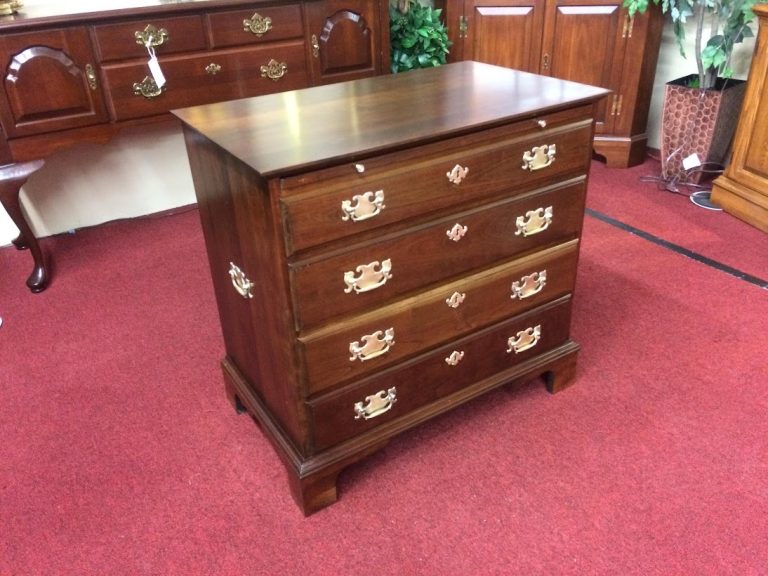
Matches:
[173,61,610,177]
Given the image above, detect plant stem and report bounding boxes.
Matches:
[695,1,706,88]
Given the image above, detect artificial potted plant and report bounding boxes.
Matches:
[390,0,452,73]
[624,0,757,189]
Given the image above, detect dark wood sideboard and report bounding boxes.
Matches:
[175,61,609,514]
[0,0,388,291]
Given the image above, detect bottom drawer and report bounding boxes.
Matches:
[308,295,573,450]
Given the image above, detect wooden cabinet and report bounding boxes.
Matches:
[0,27,108,138]
[0,0,388,292]
[175,61,609,514]
[711,4,768,234]
[440,0,663,167]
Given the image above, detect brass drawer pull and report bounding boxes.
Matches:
[260,59,287,81]
[311,34,320,58]
[354,387,397,420]
[85,64,98,90]
[445,350,465,366]
[537,119,547,128]
[349,328,395,362]
[446,164,469,185]
[522,144,556,171]
[506,325,541,354]
[133,76,164,99]
[341,190,385,222]
[515,206,553,237]
[228,262,254,299]
[134,24,169,47]
[510,270,547,300]
[445,291,466,308]
[205,63,222,75]
[243,12,273,36]
[344,259,392,294]
[446,223,468,242]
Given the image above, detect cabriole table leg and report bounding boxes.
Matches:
[0,160,48,293]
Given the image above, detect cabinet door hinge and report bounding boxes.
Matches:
[458,15,468,39]
[622,15,634,38]
[610,94,623,116]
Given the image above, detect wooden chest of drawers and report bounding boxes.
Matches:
[175,61,609,515]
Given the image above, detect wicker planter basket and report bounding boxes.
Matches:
[660,75,747,184]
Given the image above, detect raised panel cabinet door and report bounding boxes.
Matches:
[305,0,381,84]
[0,27,108,138]
[463,0,545,72]
[540,0,627,134]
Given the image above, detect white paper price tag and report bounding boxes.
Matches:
[682,153,701,171]
[148,54,166,89]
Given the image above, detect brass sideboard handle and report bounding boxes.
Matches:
[349,328,395,362]
[522,144,556,171]
[515,206,553,237]
[133,76,164,99]
[446,223,468,242]
[445,350,465,366]
[445,291,466,308]
[243,12,272,36]
[134,24,169,47]
[205,63,222,75]
[506,325,541,354]
[344,259,392,294]
[510,270,547,300]
[311,34,320,58]
[260,59,287,81]
[85,64,98,90]
[354,387,397,420]
[341,190,385,222]
[446,164,469,185]
[228,262,254,299]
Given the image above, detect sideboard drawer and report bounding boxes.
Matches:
[280,110,594,254]
[290,179,586,330]
[300,240,580,395]
[308,295,573,450]
[102,42,310,121]
[207,6,305,48]
[93,16,207,61]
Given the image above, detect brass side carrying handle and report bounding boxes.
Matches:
[506,325,541,354]
[228,262,254,299]
[341,190,385,222]
[133,76,164,99]
[135,24,169,47]
[243,12,272,36]
[354,387,397,420]
[344,259,392,294]
[515,206,553,237]
[510,270,547,300]
[349,327,395,362]
[260,59,287,81]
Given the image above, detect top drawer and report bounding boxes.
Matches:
[207,6,305,48]
[280,106,594,255]
[93,16,206,61]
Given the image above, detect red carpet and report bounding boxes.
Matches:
[2,160,767,575]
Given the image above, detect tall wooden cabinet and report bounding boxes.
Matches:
[438,0,663,167]
[710,4,768,233]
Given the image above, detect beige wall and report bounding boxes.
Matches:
[0,17,758,247]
